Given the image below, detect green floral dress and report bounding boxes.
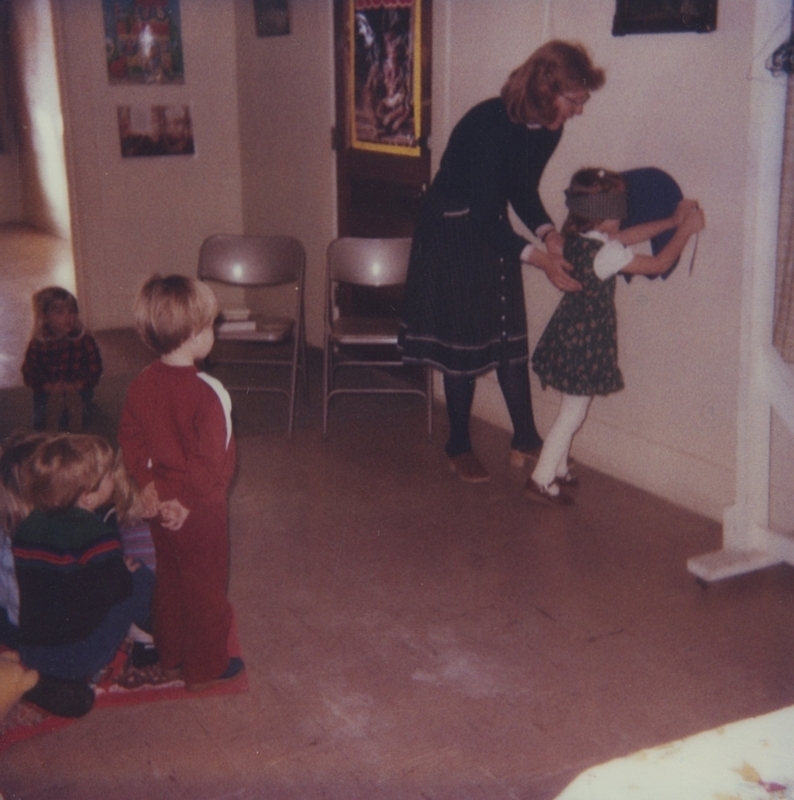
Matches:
[531,233,625,396]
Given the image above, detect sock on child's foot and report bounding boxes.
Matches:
[531,472,560,496]
[128,622,154,645]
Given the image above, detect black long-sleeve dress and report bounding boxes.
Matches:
[398,97,562,376]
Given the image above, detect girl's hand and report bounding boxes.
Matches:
[140,481,160,519]
[124,556,141,573]
[680,205,705,236]
[159,498,190,531]
[674,199,700,226]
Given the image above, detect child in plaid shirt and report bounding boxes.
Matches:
[22,287,103,432]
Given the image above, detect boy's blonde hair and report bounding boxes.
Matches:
[111,448,145,525]
[500,40,605,127]
[134,274,218,355]
[31,286,81,340]
[21,434,114,513]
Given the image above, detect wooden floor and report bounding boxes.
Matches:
[1,227,794,799]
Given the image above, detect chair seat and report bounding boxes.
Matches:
[215,315,294,343]
[323,237,432,440]
[330,316,399,347]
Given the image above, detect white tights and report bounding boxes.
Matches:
[531,394,592,493]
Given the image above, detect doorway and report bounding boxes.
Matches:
[332,0,431,318]
[333,0,432,239]
[0,0,75,389]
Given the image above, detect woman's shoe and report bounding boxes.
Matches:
[509,447,541,469]
[448,452,490,483]
[555,472,580,489]
[525,478,574,507]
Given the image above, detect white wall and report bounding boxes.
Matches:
[430,0,764,521]
[52,0,789,523]
[13,0,70,239]
[53,0,245,331]
[234,0,335,346]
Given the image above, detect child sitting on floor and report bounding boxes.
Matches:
[13,434,154,716]
[0,432,48,649]
[21,287,103,432]
[119,274,243,692]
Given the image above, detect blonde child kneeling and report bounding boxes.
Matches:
[119,275,242,691]
[527,168,705,506]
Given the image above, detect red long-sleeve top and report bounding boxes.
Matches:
[118,360,236,512]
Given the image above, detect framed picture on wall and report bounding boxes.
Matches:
[612,0,717,35]
[103,0,185,83]
[118,105,194,157]
[350,0,422,157]
[254,0,290,36]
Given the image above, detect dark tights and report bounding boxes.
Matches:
[443,361,543,457]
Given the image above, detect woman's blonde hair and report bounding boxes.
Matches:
[501,40,605,126]
[134,274,219,355]
[30,286,81,340]
[561,167,627,235]
[21,434,114,513]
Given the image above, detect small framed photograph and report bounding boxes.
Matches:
[254,0,289,37]
[612,0,717,35]
[118,105,194,158]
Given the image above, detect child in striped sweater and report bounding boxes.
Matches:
[12,434,154,715]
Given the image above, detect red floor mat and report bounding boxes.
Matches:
[0,618,247,754]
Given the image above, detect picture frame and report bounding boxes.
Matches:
[612,0,717,36]
[350,0,422,157]
[254,0,290,37]
[103,0,184,84]
[118,104,194,158]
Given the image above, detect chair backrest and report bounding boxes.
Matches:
[199,234,305,287]
[326,237,412,288]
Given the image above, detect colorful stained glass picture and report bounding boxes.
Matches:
[104,0,185,84]
[351,0,421,156]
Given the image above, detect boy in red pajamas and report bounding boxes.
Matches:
[118,275,243,691]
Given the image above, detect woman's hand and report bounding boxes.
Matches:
[543,230,565,256]
[528,248,582,292]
